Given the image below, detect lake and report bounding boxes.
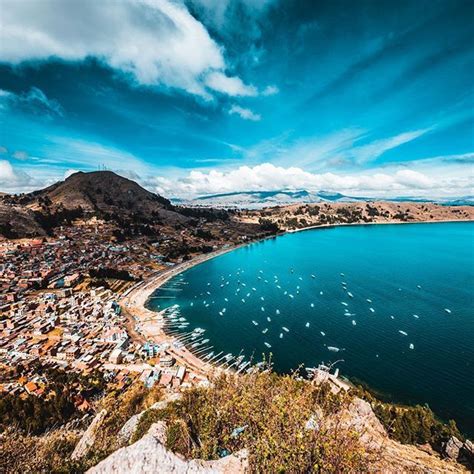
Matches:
[147,222,474,435]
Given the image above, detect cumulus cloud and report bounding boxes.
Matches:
[143,162,473,198]
[262,85,279,96]
[0,160,35,192]
[229,105,261,121]
[0,0,258,99]
[205,72,258,97]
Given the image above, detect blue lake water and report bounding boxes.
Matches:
[147,222,474,435]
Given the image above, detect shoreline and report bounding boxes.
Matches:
[122,218,473,377]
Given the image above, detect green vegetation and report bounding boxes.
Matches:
[0,366,105,435]
[132,372,376,472]
[354,386,462,446]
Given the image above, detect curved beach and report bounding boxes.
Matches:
[122,218,474,378]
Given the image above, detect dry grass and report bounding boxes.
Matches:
[134,371,378,472]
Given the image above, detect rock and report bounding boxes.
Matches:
[461,439,474,464]
[442,436,463,460]
[72,409,108,460]
[87,422,249,473]
[116,412,145,445]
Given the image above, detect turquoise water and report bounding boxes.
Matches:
[148,222,474,435]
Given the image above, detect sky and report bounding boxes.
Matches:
[0,0,473,198]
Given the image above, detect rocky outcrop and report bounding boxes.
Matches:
[72,409,108,460]
[339,399,467,473]
[87,422,249,474]
[442,436,464,460]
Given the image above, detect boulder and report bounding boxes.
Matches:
[72,409,108,460]
[442,436,463,460]
[87,422,248,473]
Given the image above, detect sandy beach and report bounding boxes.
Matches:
[121,244,248,377]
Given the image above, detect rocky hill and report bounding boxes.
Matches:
[18,171,185,224]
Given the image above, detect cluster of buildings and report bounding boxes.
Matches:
[0,230,208,406]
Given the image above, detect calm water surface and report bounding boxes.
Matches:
[148,222,474,435]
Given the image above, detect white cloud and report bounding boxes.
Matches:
[0,160,35,192]
[205,72,258,97]
[262,85,279,96]
[0,87,64,118]
[12,150,29,161]
[0,0,257,99]
[229,105,261,121]
[350,129,431,163]
[143,162,473,198]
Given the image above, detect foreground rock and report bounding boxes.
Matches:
[72,409,108,461]
[87,423,249,474]
[339,399,467,473]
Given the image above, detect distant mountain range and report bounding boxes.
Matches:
[172,190,474,209]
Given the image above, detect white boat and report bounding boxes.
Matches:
[369,307,375,313]
[267,317,271,322]
[279,333,283,338]
[444,308,452,314]
[264,342,272,348]
[413,314,419,319]
[305,322,310,327]
[352,320,357,326]
[409,343,414,350]
[341,302,348,307]
[327,346,340,352]
[347,292,353,298]
[320,331,326,336]
[366,298,372,303]
[282,326,289,332]
[311,274,316,278]
[262,328,268,334]
[399,330,408,336]
[261,306,265,312]
[310,303,314,308]
[275,309,280,315]
[252,320,259,326]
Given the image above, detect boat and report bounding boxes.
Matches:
[409,343,414,350]
[366,298,372,303]
[262,328,268,334]
[311,274,316,278]
[282,327,289,332]
[252,320,259,326]
[352,320,356,326]
[327,346,340,352]
[310,303,314,308]
[275,309,280,315]
[341,302,348,307]
[264,342,272,348]
[399,330,408,336]
[267,317,271,322]
[369,307,375,313]
[305,322,310,327]
[279,333,283,338]
[320,331,326,336]
[347,292,353,298]
[444,308,452,314]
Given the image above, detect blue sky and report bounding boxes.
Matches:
[0,0,473,197]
